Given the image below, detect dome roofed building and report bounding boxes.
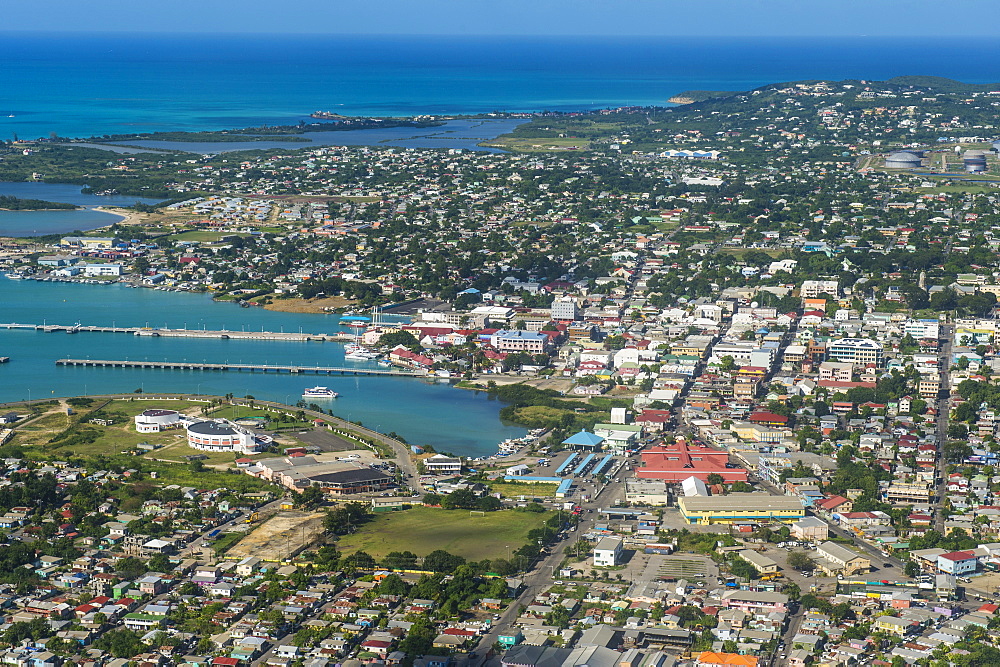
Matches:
[884,151,922,169]
[186,419,267,455]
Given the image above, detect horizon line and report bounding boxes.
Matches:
[3,30,1000,38]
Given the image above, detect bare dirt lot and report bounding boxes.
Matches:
[226,510,326,561]
[263,296,356,314]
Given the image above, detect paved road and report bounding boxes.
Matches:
[933,323,953,534]
[465,473,629,666]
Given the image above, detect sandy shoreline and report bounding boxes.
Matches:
[92,206,143,226]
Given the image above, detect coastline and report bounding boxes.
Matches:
[91,206,140,226]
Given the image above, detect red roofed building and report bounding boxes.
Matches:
[937,550,978,575]
[635,409,673,432]
[748,411,789,426]
[636,438,747,484]
[815,495,852,513]
[389,346,434,369]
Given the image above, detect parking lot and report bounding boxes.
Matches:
[290,428,366,452]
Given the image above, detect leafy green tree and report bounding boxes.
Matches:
[788,551,814,571]
[375,573,409,596]
[342,550,376,570]
[93,629,150,658]
[423,549,466,573]
[115,556,147,579]
[296,485,324,509]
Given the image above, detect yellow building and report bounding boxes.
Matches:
[874,616,915,637]
[678,494,805,525]
[730,422,785,443]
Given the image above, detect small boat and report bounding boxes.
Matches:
[303,386,338,399]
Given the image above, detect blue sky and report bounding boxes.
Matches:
[7,0,1000,35]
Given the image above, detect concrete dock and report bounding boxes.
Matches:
[56,358,422,377]
[0,323,354,342]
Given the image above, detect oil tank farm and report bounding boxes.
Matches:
[963,150,988,173]
[885,151,922,169]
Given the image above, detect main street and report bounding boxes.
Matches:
[933,323,953,534]
[467,469,629,666]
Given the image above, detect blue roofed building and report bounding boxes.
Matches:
[562,430,604,451]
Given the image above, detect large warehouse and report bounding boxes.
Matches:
[677,494,805,525]
[247,456,395,496]
[636,439,748,484]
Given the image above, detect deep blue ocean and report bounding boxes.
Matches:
[2,33,1000,141]
[2,33,999,452]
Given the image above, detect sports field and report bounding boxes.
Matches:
[335,506,551,561]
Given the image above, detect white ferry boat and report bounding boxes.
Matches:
[345,348,380,361]
[302,386,338,399]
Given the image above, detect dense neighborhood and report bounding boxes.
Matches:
[2,75,1000,666]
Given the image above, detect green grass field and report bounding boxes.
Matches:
[12,399,265,466]
[162,230,255,243]
[335,506,551,560]
[483,137,591,152]
[488,481,560,498]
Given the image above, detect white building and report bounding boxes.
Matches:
[83,263,123,277]
[593,536,624,567]
[903,319,940,339]
[800,280,839,299]
[827,338,883,365]
[681,476,709,497]
[186,419,263,455]
[551,298,579,321]
[134,409,182,433]
[423,454,462,475]
[490,330,549,353]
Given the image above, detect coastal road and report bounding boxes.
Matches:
[228,398,421,486]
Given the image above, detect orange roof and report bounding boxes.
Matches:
[697,652,758,667]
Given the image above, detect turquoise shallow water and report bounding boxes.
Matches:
[0,182,165,237]
[3,33,1000,140]
[0,277,526,457]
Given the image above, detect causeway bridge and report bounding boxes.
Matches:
[56,359,422,377]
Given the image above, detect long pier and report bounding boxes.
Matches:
[56,359,423,377]
[0,323,353,342]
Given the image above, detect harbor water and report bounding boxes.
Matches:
[0,276,526,457]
